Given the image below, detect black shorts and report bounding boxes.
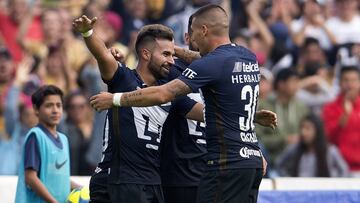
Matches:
[197,168,262,203]
[163,186,198,203]
[108,183,164,203]
[89,171,111,203]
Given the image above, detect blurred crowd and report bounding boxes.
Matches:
[0,0,360,178]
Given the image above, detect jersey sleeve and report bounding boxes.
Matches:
[177,58,220,92]
[24,132,40,172]
[103,62,130,91]
[170,96,197,117]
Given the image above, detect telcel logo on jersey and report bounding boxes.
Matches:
[182,68,198,79]
[232,61,259,73]
[239,147,261,158]
[232,61,261,84]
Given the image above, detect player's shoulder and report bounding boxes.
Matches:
[103,63,140,92]
[210,44,257,62]
[116,62,135,75]
[174,58,189,72]
[109,63,137,83]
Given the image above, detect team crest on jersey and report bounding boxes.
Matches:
[132,106,169,150]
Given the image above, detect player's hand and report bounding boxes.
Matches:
[90,92,114,112]
[254,110,277,130]
[109,47,125,63]
[262,156,267,176]
[72,15,97,34]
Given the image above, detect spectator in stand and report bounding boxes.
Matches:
[289,0,336,50]
[0,0,43,62]
[266,0,299,73]
[120,0,148,45]
[94,11,137,69]
[165,0,225,47]
[18,8,89,73]
[276,114,349,177]
[325,0,360,45]
[36,45,77,95]
[297,38,330,73]
[81,0,110,18]
[296,62,336,115]
[259,68,274,101]
[322,66,360,177]
[58,8,90,73]
[59,91,94,175]
[231,28,252,48]
[16,8,57,61]
[244,0,274,66]
[256,68,309,165]
[0,47,15,141]
[295,41,336,115]
[0,52,39,175]
[164,0,204,47]
[0,102,37,175]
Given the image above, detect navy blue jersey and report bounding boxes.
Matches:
[96,63,196,185]
[160,59,207,187]
[178,44,262,170]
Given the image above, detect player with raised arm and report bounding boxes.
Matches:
[73,15,204,203]
[90,5,276,202]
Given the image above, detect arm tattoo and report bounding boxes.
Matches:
[122,91,143,106]
[176,48,201,64]
[120,79,191,107]
[167,79,192,98]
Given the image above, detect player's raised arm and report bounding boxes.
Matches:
[90,79,192,110]
[73,15,118,81]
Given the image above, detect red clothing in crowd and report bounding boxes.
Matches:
[322,95,360,171]
[0,12,43,62]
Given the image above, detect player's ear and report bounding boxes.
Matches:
[33,105,40,117]
[201,25,208,36]
[184,33,190,46]
[141,48,151,61]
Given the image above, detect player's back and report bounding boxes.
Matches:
[180,44,262,170]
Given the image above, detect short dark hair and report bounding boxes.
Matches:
[32,85,64,109]
[303,37,320,49]
[188,14,194,34]
[191,4,229,37]
[274,68,298,89]
[135,24,174,56]
[340,65,360,78]
[191,4,227,19]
